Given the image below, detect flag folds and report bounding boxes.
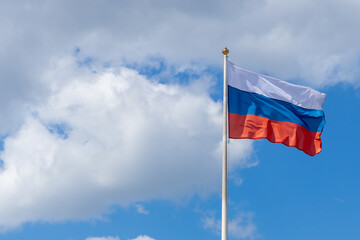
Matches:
[227,60,326,156]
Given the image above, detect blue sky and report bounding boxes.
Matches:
[0,1,360,240]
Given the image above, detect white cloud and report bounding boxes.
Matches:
[86,236,120,240]
[0,0,359,136]
[135,204,149,215]
[0,59,253,230]
[129,235,155,240]
[85,235,155,240]
[202,211,258,240]
[228,213,258,240]
[202,214,221,235]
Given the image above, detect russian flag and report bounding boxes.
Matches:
[227,61,326,156]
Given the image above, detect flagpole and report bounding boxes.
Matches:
[221,47,229,240]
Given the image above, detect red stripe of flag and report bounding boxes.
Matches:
[229,113,322,156]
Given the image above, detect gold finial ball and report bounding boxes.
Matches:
[222,47,229,55]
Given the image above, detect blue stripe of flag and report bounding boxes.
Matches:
[228,86,326,133]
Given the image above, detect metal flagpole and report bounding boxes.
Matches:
[221,47,229,240]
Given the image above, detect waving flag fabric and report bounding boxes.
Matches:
[227,60,326,156]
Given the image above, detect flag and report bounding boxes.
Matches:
[227,60,326,156]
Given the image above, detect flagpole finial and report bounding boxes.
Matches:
[222,47,229,55]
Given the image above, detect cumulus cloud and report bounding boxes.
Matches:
[0,59,253,229]
[86,236,120,240]
[129,235,155,240]
[228,213,258,240]
[202,211,257,240]
[0,0,359,135]
[135,204,149,215]
[85,235,155,240]
[1,1,359,83]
